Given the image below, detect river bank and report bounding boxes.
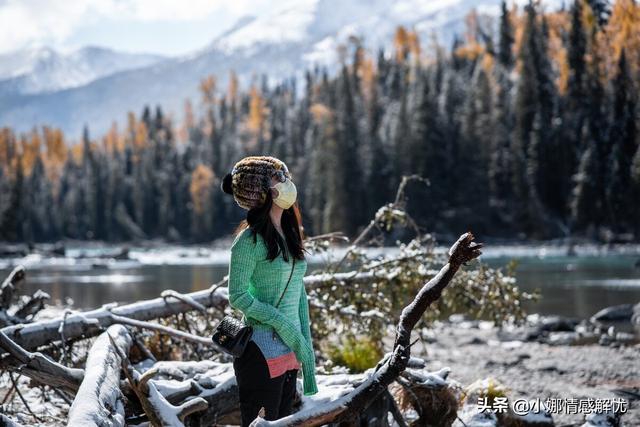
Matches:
[1,238,640,266]
[400,313,640,426]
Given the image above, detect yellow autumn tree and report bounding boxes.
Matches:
[247,84,268,136]
[309,103,333,126]
[125,112,136,146]
[41,126,67,196]
[513,3,526,58]
[0,128,16,170]
[394,26,410,62]
[546,9,570,95]
[21,129,42,176]
[408,29,421,58]
[103,122,124,155]
[43,126,67,168]
[455,10,486,62]
[360,56,377,105]
[189,164,215,215]
[604,0,640,75]
[70,143,83,166]
[177,99,195,143]
[227,70,239,107]
[134,121,147,151]
[200,75,216,106]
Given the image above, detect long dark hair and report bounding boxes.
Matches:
[233,188,308,262]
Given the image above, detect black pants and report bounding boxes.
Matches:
[233,340,298,427]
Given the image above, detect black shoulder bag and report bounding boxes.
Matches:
[212,255,296,357]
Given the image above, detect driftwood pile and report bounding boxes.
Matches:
[0,232,482,426]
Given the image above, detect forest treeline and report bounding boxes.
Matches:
[0,0,638,244]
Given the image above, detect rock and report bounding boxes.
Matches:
[614,332,637,345]
[113,247,130,260]
[462,336,487,345]
[580,410,622,427]
[501,341,525,350]
[611,387,640,402]
[598,330,638,346]
[0,244,28,258]
[546,331,599,346]
[598,334,613,346]
[51,242,66,256]
[631,303,640,326]
[497,326,541,342]
[453,404,498,427]
[546,332,580,346]
[501,399,554,427]
[455,398,555,427]
[484,359,498,368]
[590,304,634,323]
[459,320,482,329]
[449,313,468,323]
[497,315,581,343]
[536,363,566,375]
[536,315,580,332]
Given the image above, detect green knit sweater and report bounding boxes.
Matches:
[227,226,318,396]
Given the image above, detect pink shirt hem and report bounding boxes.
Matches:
[266,351,301,378]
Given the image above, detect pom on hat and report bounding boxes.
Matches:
[221,172,234,195]
[226,156,292,210]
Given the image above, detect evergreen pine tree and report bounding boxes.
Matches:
[606,50,638,234]
[498,1,515,68]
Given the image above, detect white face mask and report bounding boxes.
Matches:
[270,178,297,209]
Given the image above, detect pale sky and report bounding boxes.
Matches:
[0,0,275,56]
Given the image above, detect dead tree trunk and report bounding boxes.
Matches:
[0,329,83,394]
[0,266,49,327]
[0,286,229,352]
[0,266,25,308]
[67,324,133,427]
[107,329,209,426]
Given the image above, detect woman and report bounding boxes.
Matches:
[220,155,318,426]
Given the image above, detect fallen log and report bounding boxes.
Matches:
[0,329,83,394]
[129,359,241,424]
[109,314,216,347]
[0,286,229,352]
[243,231,482,426]
[67,324,133,427]
[109,331,208,426]
[129,355,430,426]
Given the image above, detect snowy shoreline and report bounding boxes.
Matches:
[1,240,639,272]
[406,315,640,427]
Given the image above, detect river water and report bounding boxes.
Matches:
[1,244,638,319]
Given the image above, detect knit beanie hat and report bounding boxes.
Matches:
[221,155,292,210]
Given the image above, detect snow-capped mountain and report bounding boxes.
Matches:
[0,0,561,137]
[0,46,164,95]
